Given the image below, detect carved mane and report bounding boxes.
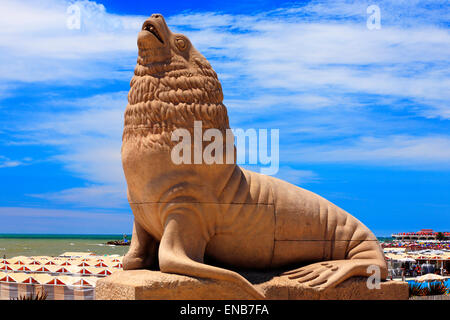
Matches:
[123,52,230,151]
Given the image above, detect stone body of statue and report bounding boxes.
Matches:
[121,14,387,299]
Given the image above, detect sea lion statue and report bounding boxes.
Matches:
[121,14,387,299]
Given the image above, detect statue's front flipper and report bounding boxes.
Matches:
[159,213,265,300]
[123,219,159,270]
[282,258,387,290]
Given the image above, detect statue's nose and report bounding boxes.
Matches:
[148,13,168,33]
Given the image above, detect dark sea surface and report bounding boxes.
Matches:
[0,234,393,259]
[0,234,132,258]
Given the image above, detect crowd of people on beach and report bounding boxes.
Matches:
[381,241,450,251]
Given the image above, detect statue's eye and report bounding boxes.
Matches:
[176,38,187,51]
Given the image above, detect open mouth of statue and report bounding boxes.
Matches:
[144,23,164,44]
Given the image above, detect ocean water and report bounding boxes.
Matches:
[0,234,132,258]
[0,234,392,259]
[377,237,394,242]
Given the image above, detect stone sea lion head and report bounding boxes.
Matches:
[137,13,195,64]
[135,14,215,75]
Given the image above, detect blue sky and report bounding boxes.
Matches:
[0,0,449,235]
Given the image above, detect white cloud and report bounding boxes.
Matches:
[241,164,319,185]
[0,0,448,118]
[0,160,21,168]
[11,92,127,207]
[283,135,450,168]
[0,206,132,233]
[0,0,143,57]
[1,0,449,209]
[168,10,450,119]
[0,156,32,168]
[0,0,144,83]
[29,184,126,208]
[274,167,319,185]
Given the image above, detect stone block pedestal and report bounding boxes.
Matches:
[95,270,409,300]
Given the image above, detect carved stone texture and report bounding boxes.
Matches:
[119,13,389,300]
[95,270,408,300]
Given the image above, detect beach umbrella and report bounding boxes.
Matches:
[57,275,80,285]
[0,274,16,283]
[9,265,24,272]
[431,256,442,260]
[96,268,113,276]
[78,268,93,275]
[416,274,445,282]
[1,272,33,282]
[64,266,79,275]
[0,264,13,271]
[13,273,39,284]
[72,278,94,287]
[55,267,70,274]
[45,265,61,273]
[35,266,51,273]
[16,265,32,272]
[74,276,100,286]
[80,267,98,275]
[95,262,108,268]
[32,273,53,284]
[46,277,66,285]
[45,261,57,265]
[29,265,43,272]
